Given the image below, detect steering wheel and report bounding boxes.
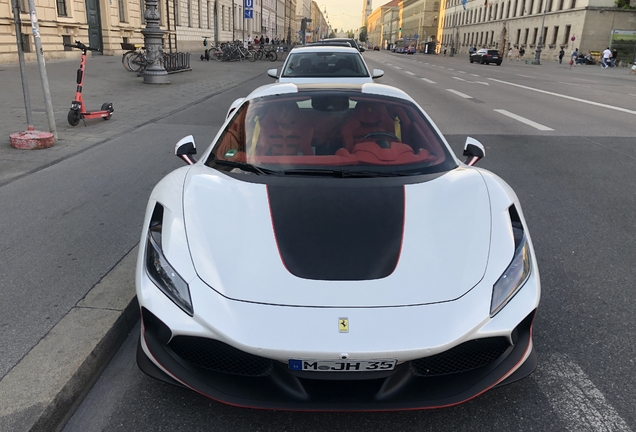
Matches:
[362,132,399,148]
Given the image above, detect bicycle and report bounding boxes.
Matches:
[121,44,148,73]
[121,43,145,72]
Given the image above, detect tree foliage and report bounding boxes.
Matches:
[359,26,368,42]
[615,0,635,8]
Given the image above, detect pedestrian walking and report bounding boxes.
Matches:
[443,46,447,56]
[558,48,565,64]
[519,47,525,61]
[508,47,513,60]
[570,48,578,68]
[602,47,611,68]
[611,48,618,67]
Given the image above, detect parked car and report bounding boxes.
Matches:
[318,38,364,52]
[470,49,502,65]
[373,45,380,51]
[136,81,541,411]
[267,45,383,84]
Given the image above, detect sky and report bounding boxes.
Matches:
[317,0,365,33]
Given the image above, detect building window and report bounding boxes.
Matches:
[56,0,67,16]
[542,26,548,44]
[563,25,571,45]
[21,32,31,52]
[551,26,558,45]
[198,0,201,28]
[516,28,521,45]
[140,0,145,24]
[188,0,191,27]
[18,0,28,12]
[520,0,525,16]
[527,0,534,14]
[524,28,529,44]
[532,27,538,45]
[63,35,72,50]
[571,0,576,8]
[118,0,126,22]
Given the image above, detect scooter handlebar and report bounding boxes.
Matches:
[63,41,100,52]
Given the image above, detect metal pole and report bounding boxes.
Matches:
[287,0,291,45]
[11,0,33,129]
[532,0,547,65]
[26,0,57,140]
[142,0,169,83]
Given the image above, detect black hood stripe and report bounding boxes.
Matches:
[267,184,405,281]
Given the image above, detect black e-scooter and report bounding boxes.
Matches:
[63,40,114,126]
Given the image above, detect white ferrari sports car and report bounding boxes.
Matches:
[136,82,540,410]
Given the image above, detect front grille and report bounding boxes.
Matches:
[410,337,511,376]
[168,336,273,376]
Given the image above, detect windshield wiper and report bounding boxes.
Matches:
[282,168,413,178]
[212,159,279,176]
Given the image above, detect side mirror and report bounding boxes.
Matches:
[267,68,278,79]
[175,135,197,165]
[372,69,384,79]
[463,137,485,166]
[226,97,245,119]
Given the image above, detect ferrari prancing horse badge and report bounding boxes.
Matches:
[339,318,349,333]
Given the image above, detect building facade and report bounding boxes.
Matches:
[439,0,636,62]
[0,0,298,63]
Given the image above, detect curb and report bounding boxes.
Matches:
[0,246,140,432]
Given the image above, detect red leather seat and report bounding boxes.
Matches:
[255,102,314,157]
[341,102,397,152]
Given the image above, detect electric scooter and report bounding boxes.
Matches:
[63,40,114,126]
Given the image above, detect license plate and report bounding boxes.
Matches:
[289,359,397,372]
[492,56,499,59]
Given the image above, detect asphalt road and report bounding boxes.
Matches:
[63,52,636,431]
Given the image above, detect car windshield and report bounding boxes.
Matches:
[206,91,457,177]
[282,52,369,78]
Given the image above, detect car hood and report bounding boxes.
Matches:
[183,166,491,307]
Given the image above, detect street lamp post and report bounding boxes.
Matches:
[142,0,169,83]
[532,1,547,65]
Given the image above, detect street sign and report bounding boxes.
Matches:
[244,0,253,8]
[244,9,253,19]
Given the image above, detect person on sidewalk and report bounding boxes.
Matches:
[570,48,578,67]
[559,48,565,64]
[602,47,611,68]
[519,47,525,61]
[443,46,447,56]
[611,48,618,67]
[508,47,513,60]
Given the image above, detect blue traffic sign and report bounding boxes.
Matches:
[244,0,253,8]
[244,9,253,19]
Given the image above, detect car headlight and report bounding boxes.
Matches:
[490,235,531,316]
[145,207,193,316]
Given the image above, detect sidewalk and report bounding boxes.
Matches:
[0,54,275,186]
[0,54,274,432]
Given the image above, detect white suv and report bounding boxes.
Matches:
[268,46,383,84]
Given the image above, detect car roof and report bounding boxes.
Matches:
[288,46,360,54]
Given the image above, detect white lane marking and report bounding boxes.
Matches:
[453,76,466,81]
[474,81,490,86]
[405,71,415,75]
[458,70,466,73]
[446,89,473,99]
[494,109,554,131]
[394,66,402,69]
[424,62,429,65]
[559,82,581,86]
[489,78,636,116]
[470,73,480,77]
[629,94,636,97]
[421,78,436,84]
[439,66,446,68]
[447,68,454,71]
[534,354,632,432]
[517,74,535,78]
